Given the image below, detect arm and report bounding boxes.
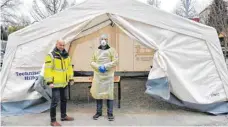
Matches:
[90,52,99,72]
[67,57,74,81]
[44,55,54,85]
[104,48,119,71]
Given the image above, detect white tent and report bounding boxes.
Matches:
[1,0,228,115]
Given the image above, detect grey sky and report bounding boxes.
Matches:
[19,0,213,19]
[139,0,212,12]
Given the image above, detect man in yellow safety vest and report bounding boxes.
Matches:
[44,39,74,126]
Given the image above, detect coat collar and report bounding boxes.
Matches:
[52,47,69,58]
[98,44,110,50]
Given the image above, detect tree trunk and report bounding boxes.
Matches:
[224,37,228,61]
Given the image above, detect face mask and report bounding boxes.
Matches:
[100,40,107,46]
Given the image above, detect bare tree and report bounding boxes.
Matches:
[1,25,8,40]
[199,6,210,24]
[31,0,75,21]
[207,0,228,59]
[175,0,198,18]
[147,0,161,8]
[16,15,32,27]
[1,0,32,35]
[0,0,21,25]
[3,15,32,35]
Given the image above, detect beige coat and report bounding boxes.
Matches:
[90,47,118,100]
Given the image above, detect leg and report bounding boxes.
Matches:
[107,100,114,114]
[60,87,67,119]
[60,87,74,121]
[93,99,103,120]
[50,88,60,122]
[96,99,103,114]
[107,100,114,121]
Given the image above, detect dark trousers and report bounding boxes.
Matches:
[50,87,67,122]
[96,99,113,114]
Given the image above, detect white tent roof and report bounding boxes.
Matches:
[1,0,228,115]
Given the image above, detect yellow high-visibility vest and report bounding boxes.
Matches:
[44,50,73,88]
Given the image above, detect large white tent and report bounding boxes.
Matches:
[1,0,228,115]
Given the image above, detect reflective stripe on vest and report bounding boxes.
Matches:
[53,68,68,72]
[49,53,67,72]
[45,77,53,81]
[45,65,53,68]
[53,83,67,87]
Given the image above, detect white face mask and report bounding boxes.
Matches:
[100,40,107,46]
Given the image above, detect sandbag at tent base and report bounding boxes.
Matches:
[145,77,228,115]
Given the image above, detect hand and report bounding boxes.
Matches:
[69,80,74,85]
[98,65,106,73]
[98,66,103,73]
[49,84,54,88]
[102,66,107,73]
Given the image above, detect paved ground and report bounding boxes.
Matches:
[2,103,228,126]
[1,78,228,126]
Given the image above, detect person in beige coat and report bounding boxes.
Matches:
[90,34,118,121]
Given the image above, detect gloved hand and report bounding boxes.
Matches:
[98,65,106,73]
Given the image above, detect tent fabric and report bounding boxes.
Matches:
[1,0,228,115]
[146,87,228,115]
[145,77,170,100]
[1,98,50,116]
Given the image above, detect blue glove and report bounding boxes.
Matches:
[98,65,106,73]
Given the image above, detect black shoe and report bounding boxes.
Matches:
[108,113,114,121]
[93,113,102,120]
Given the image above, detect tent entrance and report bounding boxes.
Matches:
[65,13,156,75]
